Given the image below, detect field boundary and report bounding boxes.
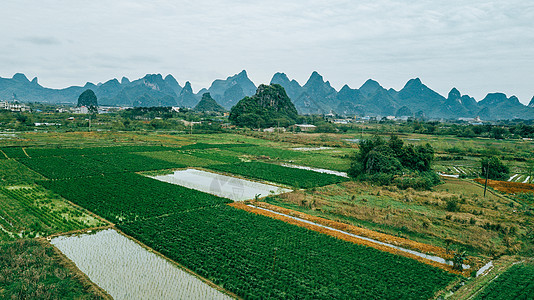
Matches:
[114,228,241,299]
[46,226,240,299]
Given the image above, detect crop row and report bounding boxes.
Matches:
[18,153,184,180]
[474,263,534,299]
[207,162,349,188]
[40,173,231,224]
[22,145,176,158]
[179,143,255,150]
[183,149,242,164]
[0,147,28,159]
[0,186,85,235]
[120,205,457,299]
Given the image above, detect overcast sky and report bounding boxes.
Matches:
[1,0,533,104]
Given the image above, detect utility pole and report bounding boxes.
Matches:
[483,160,490,198]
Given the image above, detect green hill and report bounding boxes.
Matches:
[194,93,226,112]
[229,84,298,128]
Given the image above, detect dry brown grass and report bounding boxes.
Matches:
[474,178,534,194]
[270,178,533,257]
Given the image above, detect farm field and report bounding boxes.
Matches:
[0,239,107,299]
[473,178,534,195]
[0,129,533,298]
[0,159,44,185]
[265,178,533,256]
[0,185,104,241]
[120,205,457,299]
[473,262,534,299]
[151,169,292,201]
[40,173,231,224]
[51,229,232,300]
[208,161,349,188]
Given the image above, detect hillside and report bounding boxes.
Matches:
[229,84,298,128]
[194,93,226,112]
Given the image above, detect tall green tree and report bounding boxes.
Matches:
[481,156,510,180]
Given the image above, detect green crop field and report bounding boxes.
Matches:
[474,263,534,299]
[120,205,457,299]
[208,161,349,188]
[40,173,231,223]
[0,147,28,159]
[88,152,186,172]
[1,128,532,299]
[0,160,45,185]
[138,150,224,167]
[0,185,103,241]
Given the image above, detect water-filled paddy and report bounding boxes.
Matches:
[151,169,292,201]
[51,229,231,300]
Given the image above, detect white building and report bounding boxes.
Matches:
[295,124,317,132]
[0,101,30,112]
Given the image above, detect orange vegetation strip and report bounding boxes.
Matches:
[474,178,534,194]
[228,202,464,275]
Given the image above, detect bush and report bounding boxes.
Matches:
[446,198,461,212]
[393,171,440,190]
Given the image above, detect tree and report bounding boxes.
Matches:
[452,251,467,271]
[481,156,510,181]
[490,126,507,139]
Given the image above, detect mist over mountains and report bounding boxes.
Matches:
[1,71,533,120]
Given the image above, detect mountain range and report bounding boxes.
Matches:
[1,71,533,120]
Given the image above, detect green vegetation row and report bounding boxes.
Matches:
[179,143,256,150]
[474,263,534,299]
[0,239,103,299]
[120,205,457,299]
[0,186,86,239]
[1,145,176,159]
[207,162,349,188]
[40,173,231,224]
[18,153,185,180]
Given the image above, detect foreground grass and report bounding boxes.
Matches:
[0,239,106,299]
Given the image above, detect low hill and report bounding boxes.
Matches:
[229,84,298,128]
[194,93,226,112]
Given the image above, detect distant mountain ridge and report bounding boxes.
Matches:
[1,71,533,120]
[270,72,534,120]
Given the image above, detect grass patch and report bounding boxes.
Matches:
[0,239,105,299]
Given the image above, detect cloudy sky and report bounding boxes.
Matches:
[1,0,533,104]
